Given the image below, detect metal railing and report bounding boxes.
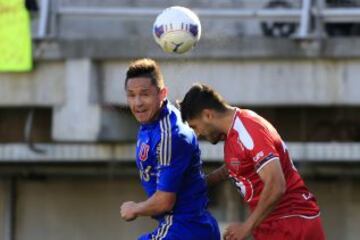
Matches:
[317,8,360,22]
[56,7,302,21]
[37,0,50,39]
[35,0,360,39]
[0,142,360,162]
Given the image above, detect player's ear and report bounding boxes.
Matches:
[159,87,168,101]
[202,109,213,121]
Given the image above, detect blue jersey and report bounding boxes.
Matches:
[135,100,208,218]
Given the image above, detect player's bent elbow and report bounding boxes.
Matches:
[158,199,175,213]
[155,192,176,213]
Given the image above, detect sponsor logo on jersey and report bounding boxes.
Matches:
[139,143,150,161]
[253,151,264,162]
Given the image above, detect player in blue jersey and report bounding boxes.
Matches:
[120,58,220,240]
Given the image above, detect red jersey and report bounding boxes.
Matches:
[224,108,320,223]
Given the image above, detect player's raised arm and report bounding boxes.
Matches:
[121,191,176,221]
[224,158,286,239]
[121,134,193,219]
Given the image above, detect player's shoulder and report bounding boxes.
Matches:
[235,109,270,129]
[162,102,196,146]
[171,110,196,143]
[230,109,260,132]
[233,109,281,149]
[228,108,272,144]
[238,108,261,120]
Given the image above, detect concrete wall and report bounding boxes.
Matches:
[15,178,156,240]
[309,179,360,240]
[52,59,101,141]
[104,59,360,106]
[0,176,356,240]
[2,58,360,141]
[3,59,360,107]
[0,62,65,106]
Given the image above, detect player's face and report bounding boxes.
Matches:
[188,112,225,144]
[126,77,166,124]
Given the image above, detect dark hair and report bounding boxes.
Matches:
[125,58,164,89]
[180,83,228,121]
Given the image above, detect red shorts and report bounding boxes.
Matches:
[253,216,325,240]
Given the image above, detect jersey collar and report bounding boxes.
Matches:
[140,99,170,129]
[226,107,241,138]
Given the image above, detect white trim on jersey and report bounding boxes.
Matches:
[159,120,165,165]
[166,115,172,166]
[152,215,173,240]
[234,116,254,150]
[256,156,279,174]
[279,212,321,220]
[159,115,172,166]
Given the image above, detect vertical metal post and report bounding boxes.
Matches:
[298,0,312,38]
[314,0,326,38]
[37,0,50,38]
[3,178,16,240]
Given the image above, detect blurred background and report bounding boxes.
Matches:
[1,0,360,239]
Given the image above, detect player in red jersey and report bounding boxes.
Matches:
[179,83,325,240]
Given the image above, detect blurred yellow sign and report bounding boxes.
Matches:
[0,0,33,72]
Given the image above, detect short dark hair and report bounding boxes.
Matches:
[125,58,164,89]
[180,83,228,121]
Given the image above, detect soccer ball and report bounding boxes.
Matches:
[153,6,201,54]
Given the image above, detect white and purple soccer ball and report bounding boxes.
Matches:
[153,6,201,54]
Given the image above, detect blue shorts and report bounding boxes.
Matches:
[138,211,220,240]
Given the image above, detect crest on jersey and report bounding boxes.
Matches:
[139,143,150,161]
[230,157,241,166]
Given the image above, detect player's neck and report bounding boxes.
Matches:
[143,100,166,124]
[219,106,237,135]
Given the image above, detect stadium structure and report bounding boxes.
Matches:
[1,0,360,239]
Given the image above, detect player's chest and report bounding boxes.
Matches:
[136,132,160,182]
[224,138,254,177]
[136,129,161,161]
[136,148,159,184]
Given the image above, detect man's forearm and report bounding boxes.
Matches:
[134,191,176,217]
[135,199,166,217]
[222,181,284,240]
[243,178,285,231]
[206,164,228,187]
[245,160,286,231]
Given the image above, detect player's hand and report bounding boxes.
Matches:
[223,222,251,240]
[120,201,138,221]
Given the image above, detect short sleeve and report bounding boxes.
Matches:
[156,134,192,193]
[250,129,279,173]
[235,115,280,173]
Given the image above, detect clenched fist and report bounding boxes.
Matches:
[120,201,138,221]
